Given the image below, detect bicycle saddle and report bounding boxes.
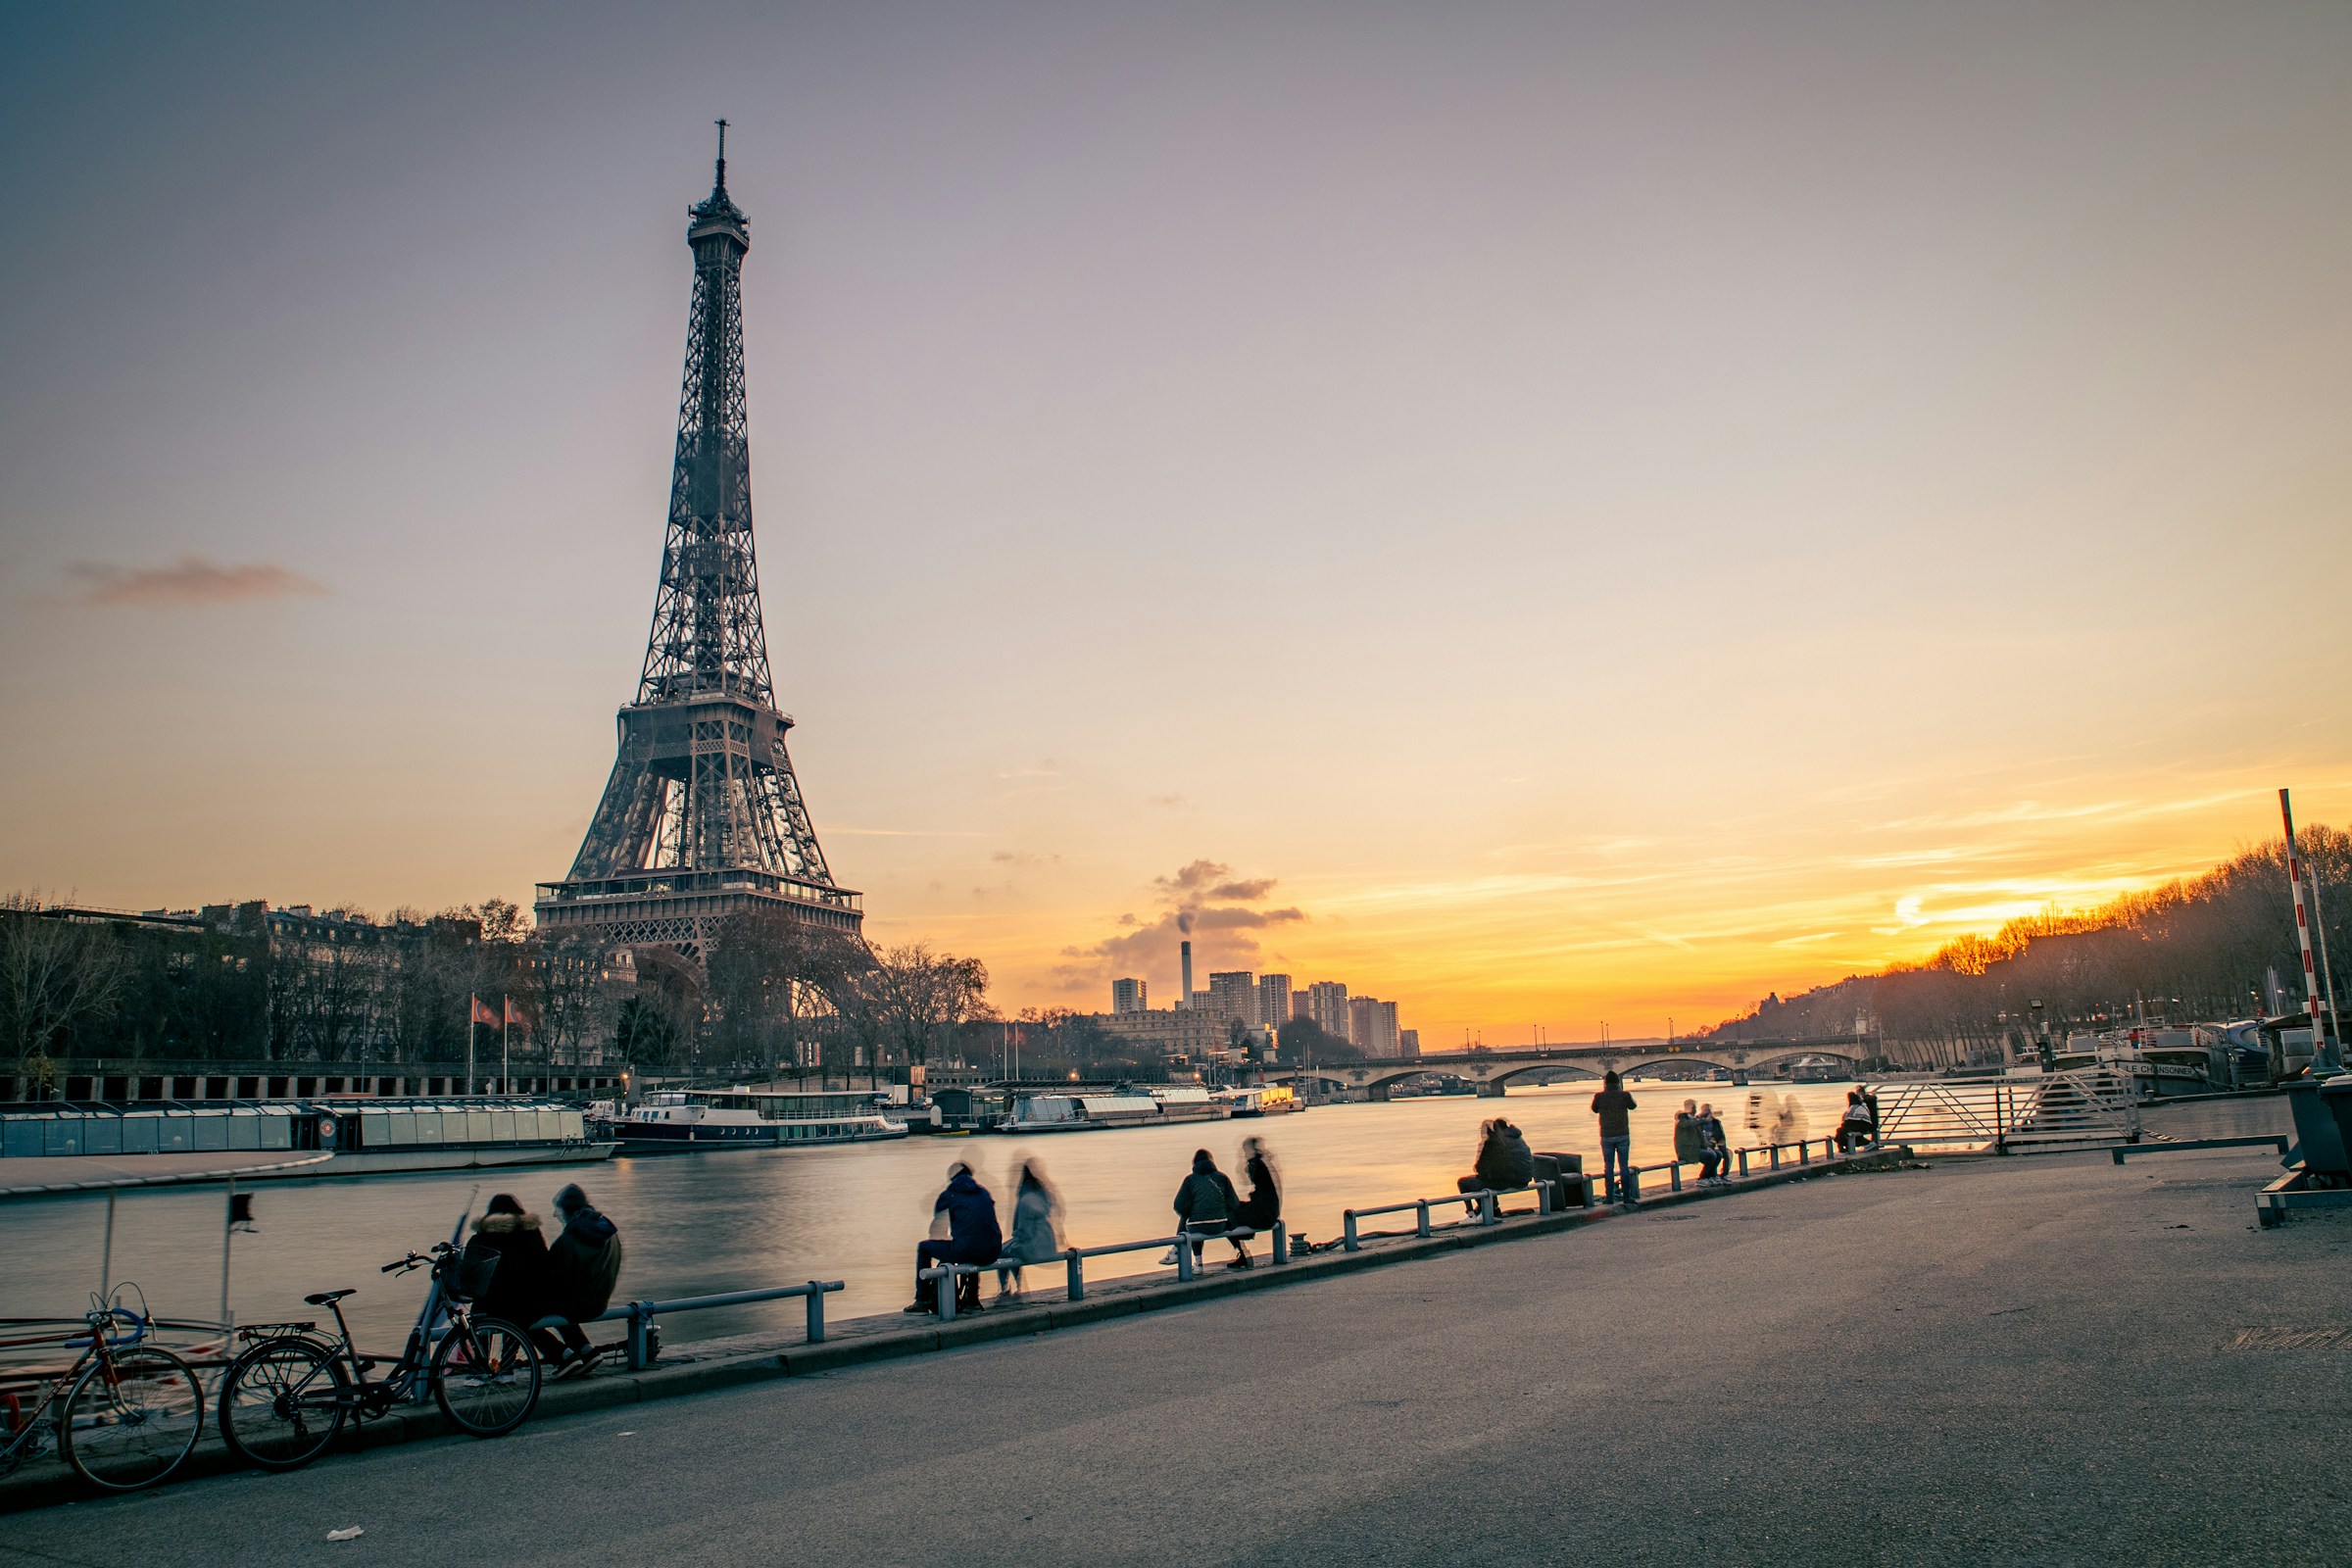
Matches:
[304,1290,358,1305]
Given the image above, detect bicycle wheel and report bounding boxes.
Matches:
[430,1316,540,1437]
[219,1336,349,1472]
[62,1347,203,1492]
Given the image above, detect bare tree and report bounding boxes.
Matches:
[1,894,126,1091]
[863,941,992,1075]
[534,936,618,1068]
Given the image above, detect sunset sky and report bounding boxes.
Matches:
[3,3,2347,1046]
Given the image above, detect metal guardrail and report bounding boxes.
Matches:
[918,1222,1291,1320]
[1876,1071,2139,1152]
[562,1281,845,1371]
[2111,1135,2288,1165]
[1341,1180,1568,1250]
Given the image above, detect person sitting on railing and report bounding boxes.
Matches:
[545,1183,623,1379]
[1696,1102,1730,1184]
[1673,1102,1707,1179]
[1232,1136,1280,1267]
[1171,1148,1249,1269]
[1456,1118,1534,1216]
[906,1161,1001,1315]
[996,1159,1061,1301]
[1838,1090,1877,1152]
[468,1193,554,1353]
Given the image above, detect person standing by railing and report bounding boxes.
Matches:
[1592,1072,1637,1201]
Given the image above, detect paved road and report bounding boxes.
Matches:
[9,1102,2343,1567]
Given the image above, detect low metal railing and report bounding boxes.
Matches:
[564,1280,845,1371]
[917,1221,1291,1320]
[1341,1181,1567,1250]
[1604,1135,1880,1202]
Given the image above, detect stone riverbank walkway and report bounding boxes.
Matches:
[4,1098,2343,1567]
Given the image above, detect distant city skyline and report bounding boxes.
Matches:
[3,4,2348,1045]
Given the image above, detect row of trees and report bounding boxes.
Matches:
[1706,825,2352,1062]
[2,892,1001,1087]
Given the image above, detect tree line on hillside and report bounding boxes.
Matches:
[1705,824,2351,1064]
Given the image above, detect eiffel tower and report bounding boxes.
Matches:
[536,126,862,961]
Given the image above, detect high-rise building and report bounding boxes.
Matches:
[1207,971,1256,1026]
[1111,978,1147,1014]
[1397,1028,1421,1058]
[1189,990,1211,1012]
[1305,981,1350,1042]
[1348,997,1400,1055]
[1257,974,1292,1035]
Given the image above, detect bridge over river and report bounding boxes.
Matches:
[1267,1038,1867,1099]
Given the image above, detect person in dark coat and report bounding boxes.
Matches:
[906,1162,1002,1314]
[467,1194,552,1352]
[544,1183,623,1376]
[1231,1137,1280,1267]
[1172,1149,1248,1268]
[1457,1118,1535,1215]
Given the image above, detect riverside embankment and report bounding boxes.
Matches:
[6,1099,2339,1567]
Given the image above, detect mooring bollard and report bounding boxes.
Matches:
[1415,1200,1432,1238]
[1344,1211,1360,1251]
[1737,1150,1750,1179]
[1480,1190,1498,1226]
[1271,1220,1289,1265]
[1770,1145,1781,1170]
[625,1300,655,1370]
[1538,1181,1555,1215]
[806,1282,826,1344]
[1622,1169,1641,1204]
[935,1268,956,1321]
[1066,1251,1086,1301]
[1799,1140,1811,1165]
[1175,1240,1196,1282]
[1669,1164,1684,1193]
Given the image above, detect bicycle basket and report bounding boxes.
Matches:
[438,1241,502,1303]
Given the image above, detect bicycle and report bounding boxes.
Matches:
[0,1295,205,1492]
[216,1233,541,1472]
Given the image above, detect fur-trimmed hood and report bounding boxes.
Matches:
[471,1211,543,1236]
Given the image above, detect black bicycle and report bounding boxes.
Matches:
[216,1236,541,1471]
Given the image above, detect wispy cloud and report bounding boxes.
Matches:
[1053,858,1303,985]
[63,556,326,609]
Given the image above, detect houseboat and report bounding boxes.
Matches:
[992,1085,1235,1134]
[589,1087,909,1152]
[0,1098,615,1178]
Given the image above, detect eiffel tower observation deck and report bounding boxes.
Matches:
[536,127,862,960]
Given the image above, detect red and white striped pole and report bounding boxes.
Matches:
[2279,789,2340,1075]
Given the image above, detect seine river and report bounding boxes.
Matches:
[2,1083,1863,1347]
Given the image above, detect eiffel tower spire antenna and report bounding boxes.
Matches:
[537,136,862,960]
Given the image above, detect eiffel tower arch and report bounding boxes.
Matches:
[536,128,863,965]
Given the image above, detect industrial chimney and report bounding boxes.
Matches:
[1180,940,1193,1010]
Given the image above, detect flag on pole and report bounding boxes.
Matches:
[471,996,499,1028]
[504,997,526,1027]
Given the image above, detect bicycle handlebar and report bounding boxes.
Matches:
[379,1241,459,1274]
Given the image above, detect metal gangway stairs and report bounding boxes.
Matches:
[1875,1068,2140,1153]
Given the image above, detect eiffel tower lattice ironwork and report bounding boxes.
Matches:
[536,127,862,959]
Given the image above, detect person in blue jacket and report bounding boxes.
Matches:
[906,1161,1002,1314]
